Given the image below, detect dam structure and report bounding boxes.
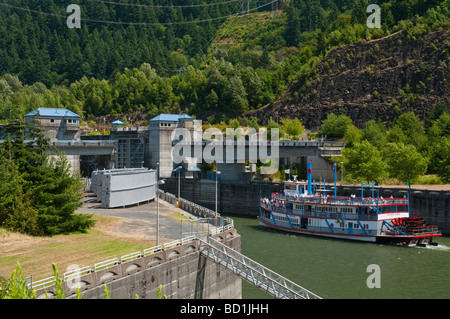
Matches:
[1,108,344,182]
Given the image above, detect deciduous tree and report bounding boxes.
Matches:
[342,140,388,183]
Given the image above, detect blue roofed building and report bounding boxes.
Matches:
[25,107,81,140]
[148,113,200,178]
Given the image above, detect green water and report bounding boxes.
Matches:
[229,216,450,299]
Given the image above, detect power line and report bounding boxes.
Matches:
[0,0,278,26]
[89,0,241,9]
[156,0,243,73]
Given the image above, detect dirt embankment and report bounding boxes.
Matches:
[250,29,450,129]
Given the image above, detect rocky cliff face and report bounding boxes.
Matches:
[250,28,450,130]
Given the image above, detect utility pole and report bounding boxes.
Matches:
[156,162,160,246]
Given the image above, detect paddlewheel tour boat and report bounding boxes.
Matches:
[259,164,441,246]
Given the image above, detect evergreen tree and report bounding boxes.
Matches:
[223,76,249,116]
[351,0,369,25]
[0,122,94,236]
[285,5,302,46]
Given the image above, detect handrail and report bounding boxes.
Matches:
[173,140,344,148]
[260,201,410,221]
[64,266,92,281]
[31,276,56,290]
[52,140,116,147]
[120,251,142,263]
[143,245,162,256]
[28,221,319,300]
[199,236,321,299]
[94,258,119,271]
[271,193,409,206]
[28,193,233,291]
[261,202,376,220]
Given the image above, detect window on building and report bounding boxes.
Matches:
[50,119,55,123]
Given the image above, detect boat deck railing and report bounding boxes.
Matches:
[272,193,408,206]
[381,225,441,237]
[261,202,381,221]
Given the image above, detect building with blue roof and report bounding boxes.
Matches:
[149,114,193,122]
[25,107,81,140]
[25,107,80,119]
[148,113,199,177]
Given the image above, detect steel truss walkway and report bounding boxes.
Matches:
[198,236,321,299]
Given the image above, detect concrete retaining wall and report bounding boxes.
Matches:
[35,230,241,299]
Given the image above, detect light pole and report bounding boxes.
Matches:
[215,171,221,215]
[340,162,344,186]
[156,162,165,246]
[173,165,183,207]
[178,168,180,203]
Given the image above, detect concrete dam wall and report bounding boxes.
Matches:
[35,230,242,299]
[160,179,450,236]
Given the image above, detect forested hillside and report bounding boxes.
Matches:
[252,27,450,129]
[0,0,244,85]
[0,0,449,124]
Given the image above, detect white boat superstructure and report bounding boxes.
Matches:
[259,164,441,246]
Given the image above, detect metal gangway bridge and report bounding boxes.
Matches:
[175,192,321,299]
[198,236,321,299]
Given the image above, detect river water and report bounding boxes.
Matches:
[229,216,450,299]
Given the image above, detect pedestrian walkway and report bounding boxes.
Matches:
[199,236,321,299]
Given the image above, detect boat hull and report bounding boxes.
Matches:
[258,216,441,245]
[258,217,377,242]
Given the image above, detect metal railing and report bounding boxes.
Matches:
[261,202,380,221]
[51,140,116,147]
[28,228,321,299]
[199,236,321,299]
[27,236,197,290]
[64,266,92,281]
[381,226,441,237]
[173,140,344,148]
[271,193,409,206]
[26,188,231,292]
[94,258,119,271]
[260,201,411,221]
[31,276,57,290]
[27,192,319,300]
[158,189,234,229]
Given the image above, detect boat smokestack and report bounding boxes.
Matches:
[307,163,312,195]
